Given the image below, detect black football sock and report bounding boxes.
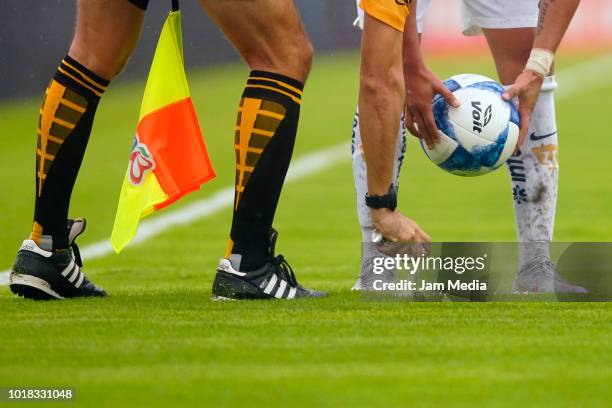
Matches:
[30,55,109,251]
[226,70,303,271]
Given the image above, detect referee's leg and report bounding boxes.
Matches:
[11,0,145,300]
[200,0,313,272]
[30,0,145,251]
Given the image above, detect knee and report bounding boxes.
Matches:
[68,39,132,81]
[297,40,314,81]
[245,34,313,83]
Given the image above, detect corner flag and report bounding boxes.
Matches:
[111,7,215,253]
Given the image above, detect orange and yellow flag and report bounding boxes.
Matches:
[111,9,215,253]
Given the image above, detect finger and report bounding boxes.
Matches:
[398,233,415,243]
[419,230,432,243]
[397,225,416,243]
[422,107,441,144]
[378,226,399,243]
[437,84,460,108]
[405,109,420,138]
[503,85,518,101]
[414,113,432,149]
[411,223,431,243]
[514,111,531,154]
[410,229,426,244]
[416,112,435,149]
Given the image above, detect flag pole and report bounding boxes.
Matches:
[172,0,179,11]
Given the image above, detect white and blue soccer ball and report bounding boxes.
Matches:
[421,74,520,176]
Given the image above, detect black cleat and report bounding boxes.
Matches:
[211,229,326,301]
[9,219,107,300]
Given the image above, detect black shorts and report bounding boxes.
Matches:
[128,0,149,10]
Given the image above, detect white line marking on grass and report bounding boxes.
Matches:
[0,143,350,286]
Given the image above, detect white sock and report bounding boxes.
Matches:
[506,76,559,269]
[351,107,406,242]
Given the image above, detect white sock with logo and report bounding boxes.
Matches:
[506,76,559,270]
[351,107,407,285]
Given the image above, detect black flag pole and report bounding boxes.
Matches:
[172,0,179,11]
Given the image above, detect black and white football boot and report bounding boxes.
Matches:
[9,218,107,300]
[211,229,327,301]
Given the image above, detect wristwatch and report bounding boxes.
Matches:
[365,184,397,211]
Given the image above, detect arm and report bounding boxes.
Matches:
[358,14,405,197]
[504,0,581,150]
[534,0,581,52]
[358,7,430,243]
[402,0,459,148]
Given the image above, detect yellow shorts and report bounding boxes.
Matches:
[360,0,410,32]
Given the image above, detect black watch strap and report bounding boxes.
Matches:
[365,184,397,211]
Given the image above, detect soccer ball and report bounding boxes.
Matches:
[421,74,520,176]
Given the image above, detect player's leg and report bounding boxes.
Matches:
[481,29,557,248]
[467,0,584,292]
[198,0,323,300]
[484,29,579,292]
[10,0,145,300]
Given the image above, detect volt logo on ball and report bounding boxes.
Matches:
[471,101,492,133]
[421,73,519,177]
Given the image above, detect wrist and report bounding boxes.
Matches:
[403,61,426,77]
[371,207,392,216]
[402,50,426,75]
[525,48,555,78]
[365,184,398,211]
[522,69,547,83]
[370,208,392,226]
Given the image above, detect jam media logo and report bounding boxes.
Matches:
[471,100,492,133]
[128,135,155,186]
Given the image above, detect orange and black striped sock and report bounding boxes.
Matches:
[226,71,304,271]
[30,55,109,251]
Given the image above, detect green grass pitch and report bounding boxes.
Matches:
[0,52,611,406]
